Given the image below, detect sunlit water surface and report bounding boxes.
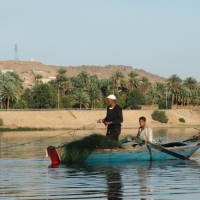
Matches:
[0,128,200,200]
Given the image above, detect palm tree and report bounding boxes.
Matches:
[10,72,23,89]
[69,76,82,89]
[127,71,139,91]
[90,75,98,83]
[0,72,23,109]
[73,91,90,109]
[89,75,101,88]
[0,83,20,109]
[55,68,69,96]
[0,72,15,85]
[166,74,182,106]
[59,81,72,95]
[138,76,151,95]
[194,87,200,106]
[34,74,43,86]
[112,70,125,93]
[146,85,159,105]
[156,82,166,99]
[77,71,90,86]
[56,68,68,84]
[178,86,191,106]
[87,84,102,108]
[190,89,199,106]
[100,78,114,91]
[57,68,67,75]
[183,77,197,91]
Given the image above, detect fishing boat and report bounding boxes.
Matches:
[46,141,200,165]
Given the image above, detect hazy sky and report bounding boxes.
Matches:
[1,0,200,80]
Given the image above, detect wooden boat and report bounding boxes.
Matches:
[46,141,200,165]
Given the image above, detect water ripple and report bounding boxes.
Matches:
[0,129,200,199]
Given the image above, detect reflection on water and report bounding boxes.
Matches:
[106,167,122,200]
[0,128,200,199]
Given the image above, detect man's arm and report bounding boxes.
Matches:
[97,107,108,123]
[146,127,153,142]
[133,127,141,140]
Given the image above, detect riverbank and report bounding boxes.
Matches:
[0,109,200,131]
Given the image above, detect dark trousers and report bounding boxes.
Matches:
[106,125,121,141]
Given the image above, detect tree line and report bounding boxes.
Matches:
[0,69,199,109]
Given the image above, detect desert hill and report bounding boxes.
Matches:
[0,60,166,88]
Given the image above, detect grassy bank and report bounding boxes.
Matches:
[0,126,55,132]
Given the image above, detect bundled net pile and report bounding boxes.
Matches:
[61,133,122,163]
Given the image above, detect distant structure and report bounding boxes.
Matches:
[14,44,18,60]
[41,77,56,83]
[29,57,35,62]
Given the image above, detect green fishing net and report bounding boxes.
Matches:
[61,133,122,163]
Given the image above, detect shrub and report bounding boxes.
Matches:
[126,90,146,109]
[179,118,185,123]
[15,100,28,109]
[156,99,172,109]
[152,110,168,123]
[0,118,3,126]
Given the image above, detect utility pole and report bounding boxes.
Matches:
[14,44,18,60]
[166,90,168,109]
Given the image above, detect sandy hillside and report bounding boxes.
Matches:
[0,109,199,129]
[0,60,166,88]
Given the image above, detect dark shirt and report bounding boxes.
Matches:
[104,104,123,127]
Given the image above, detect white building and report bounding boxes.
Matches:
[29,58,35,62]
[41,77,56,83]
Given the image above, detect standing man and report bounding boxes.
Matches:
[97,94,123,141]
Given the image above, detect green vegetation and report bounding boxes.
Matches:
[0,72,23,109]
[15,100,28,109]
[0,68,200,109]
[126,90,146,109]
[0,118,3,126]
[179,118,186,123]
[0,126,54,131]
[73,91,90,109]
[32,84,57,109]
[61,134,121,163]
[152,110,168,123]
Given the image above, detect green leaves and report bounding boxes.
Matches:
[146,86,159,105]
[73,91,90,109]
[112,70,125,93]
[152,110,168,123]
[0,72,23,109]
[32,84,57,109]
[127,71,139,91]
[1,68,200,110]
[126,90,146,109]
[15,100,28,109]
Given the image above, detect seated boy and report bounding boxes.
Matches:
[133,116,153,145]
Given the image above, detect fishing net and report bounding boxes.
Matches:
[60,133,122,163]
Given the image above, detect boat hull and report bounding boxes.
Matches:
[47,142,200,165]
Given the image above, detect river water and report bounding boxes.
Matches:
[0,128,200,200]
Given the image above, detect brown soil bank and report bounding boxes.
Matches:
[0,109,200,129]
